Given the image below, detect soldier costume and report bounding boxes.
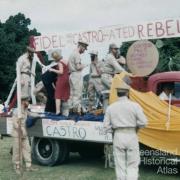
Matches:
[17,47,35,98]
[88,50,104,111]
[104,82,147,180]
[12,96,38,174]
[68,41,88,113]
[101,44,125,90]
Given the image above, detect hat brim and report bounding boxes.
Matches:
[78,42,89,48]
[27,46,36,53]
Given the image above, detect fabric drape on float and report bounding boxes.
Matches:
[110,72,180,156]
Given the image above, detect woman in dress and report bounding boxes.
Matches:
[49,51,70,115]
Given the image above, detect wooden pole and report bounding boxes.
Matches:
[16,61,23,176]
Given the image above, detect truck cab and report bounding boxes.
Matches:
[147,72,180,107]
[132,71,180,107]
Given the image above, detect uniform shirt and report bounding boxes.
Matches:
[17,53,31,74]
[12,107,38,137]
[102,53,125,75]
[89,61,102,78]
[68,49,82,73]
[103,96,148,133]
[0,104,4,113]
[159,92,176,101]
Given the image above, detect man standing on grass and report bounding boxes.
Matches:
[103,82,147,180]
[12,96,38,175]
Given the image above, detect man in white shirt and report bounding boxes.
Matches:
[159,83,176,100]
[104,82,147,180]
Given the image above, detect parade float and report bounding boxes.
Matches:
[1,17,180,165]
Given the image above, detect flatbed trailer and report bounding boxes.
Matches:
[0,114,112,166]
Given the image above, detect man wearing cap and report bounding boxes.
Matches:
[17,46,36,98]
[68,41,88,114]
[103,82,147,180]
[88,50,104,111]
[101,43,125,90]
[12,96,39,174]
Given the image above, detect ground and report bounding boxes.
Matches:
[0,137,179,180]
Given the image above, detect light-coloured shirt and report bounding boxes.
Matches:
[12,107,38,137]
[0,104,4,113]
[159,92,176,101]
[68,49,82,73]
[102,53,125,75]
[89,61,102,78]
[103,96,148,133]
[17,53,31,73]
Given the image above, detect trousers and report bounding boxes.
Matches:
[12,137,31,168]
[113,128,140,180]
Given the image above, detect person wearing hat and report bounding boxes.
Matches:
[49,51,70,116]
[103,82,147,180]
[17,46,36,98]
[88,50,104,111]
[101,43,125,90]
[68,40,89,114]
[12,96,39,174]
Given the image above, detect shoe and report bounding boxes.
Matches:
[26,166,39,172]
[15,168,21,175]
[14,165,21,175]
[55,113,61,116]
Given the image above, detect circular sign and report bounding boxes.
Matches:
[126,40,159,76]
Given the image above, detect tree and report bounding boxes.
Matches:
[0,13,41,100]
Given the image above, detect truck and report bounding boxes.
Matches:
[0,71,180,166]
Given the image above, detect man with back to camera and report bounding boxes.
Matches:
[68,41,89,114]
[103,82,148,180]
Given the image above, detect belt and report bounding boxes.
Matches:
[91,76,101,78]
[115,127,136,133]
[21,72,35,77]
[102,73,114,76]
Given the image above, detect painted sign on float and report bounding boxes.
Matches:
[127,40,159,76]
[42,119,112,143]
[33,18,180,51]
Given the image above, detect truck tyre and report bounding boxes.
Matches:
[32,138,69,166]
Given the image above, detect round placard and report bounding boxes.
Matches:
[126,40,159,76]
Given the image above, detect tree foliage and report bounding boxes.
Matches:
[0,13,40,100]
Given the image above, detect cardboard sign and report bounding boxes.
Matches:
[42,119,112,143]
[33,18,180,52]
[126,40,159,76]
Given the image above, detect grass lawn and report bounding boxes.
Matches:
[0,137,179,180]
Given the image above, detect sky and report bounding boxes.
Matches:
[0,0,180,34]
[0,0,180,74]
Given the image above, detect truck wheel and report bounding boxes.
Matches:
[32,138,69,166]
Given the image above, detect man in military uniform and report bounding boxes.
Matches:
[17,46,36,98]
[104,82,148,180]
[101,43,125,90]
[88,50,104,111]
[68,41,88,114]
[12,96,38,174]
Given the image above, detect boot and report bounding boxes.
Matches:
[26,166,39,172]
[14,164,21,175]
